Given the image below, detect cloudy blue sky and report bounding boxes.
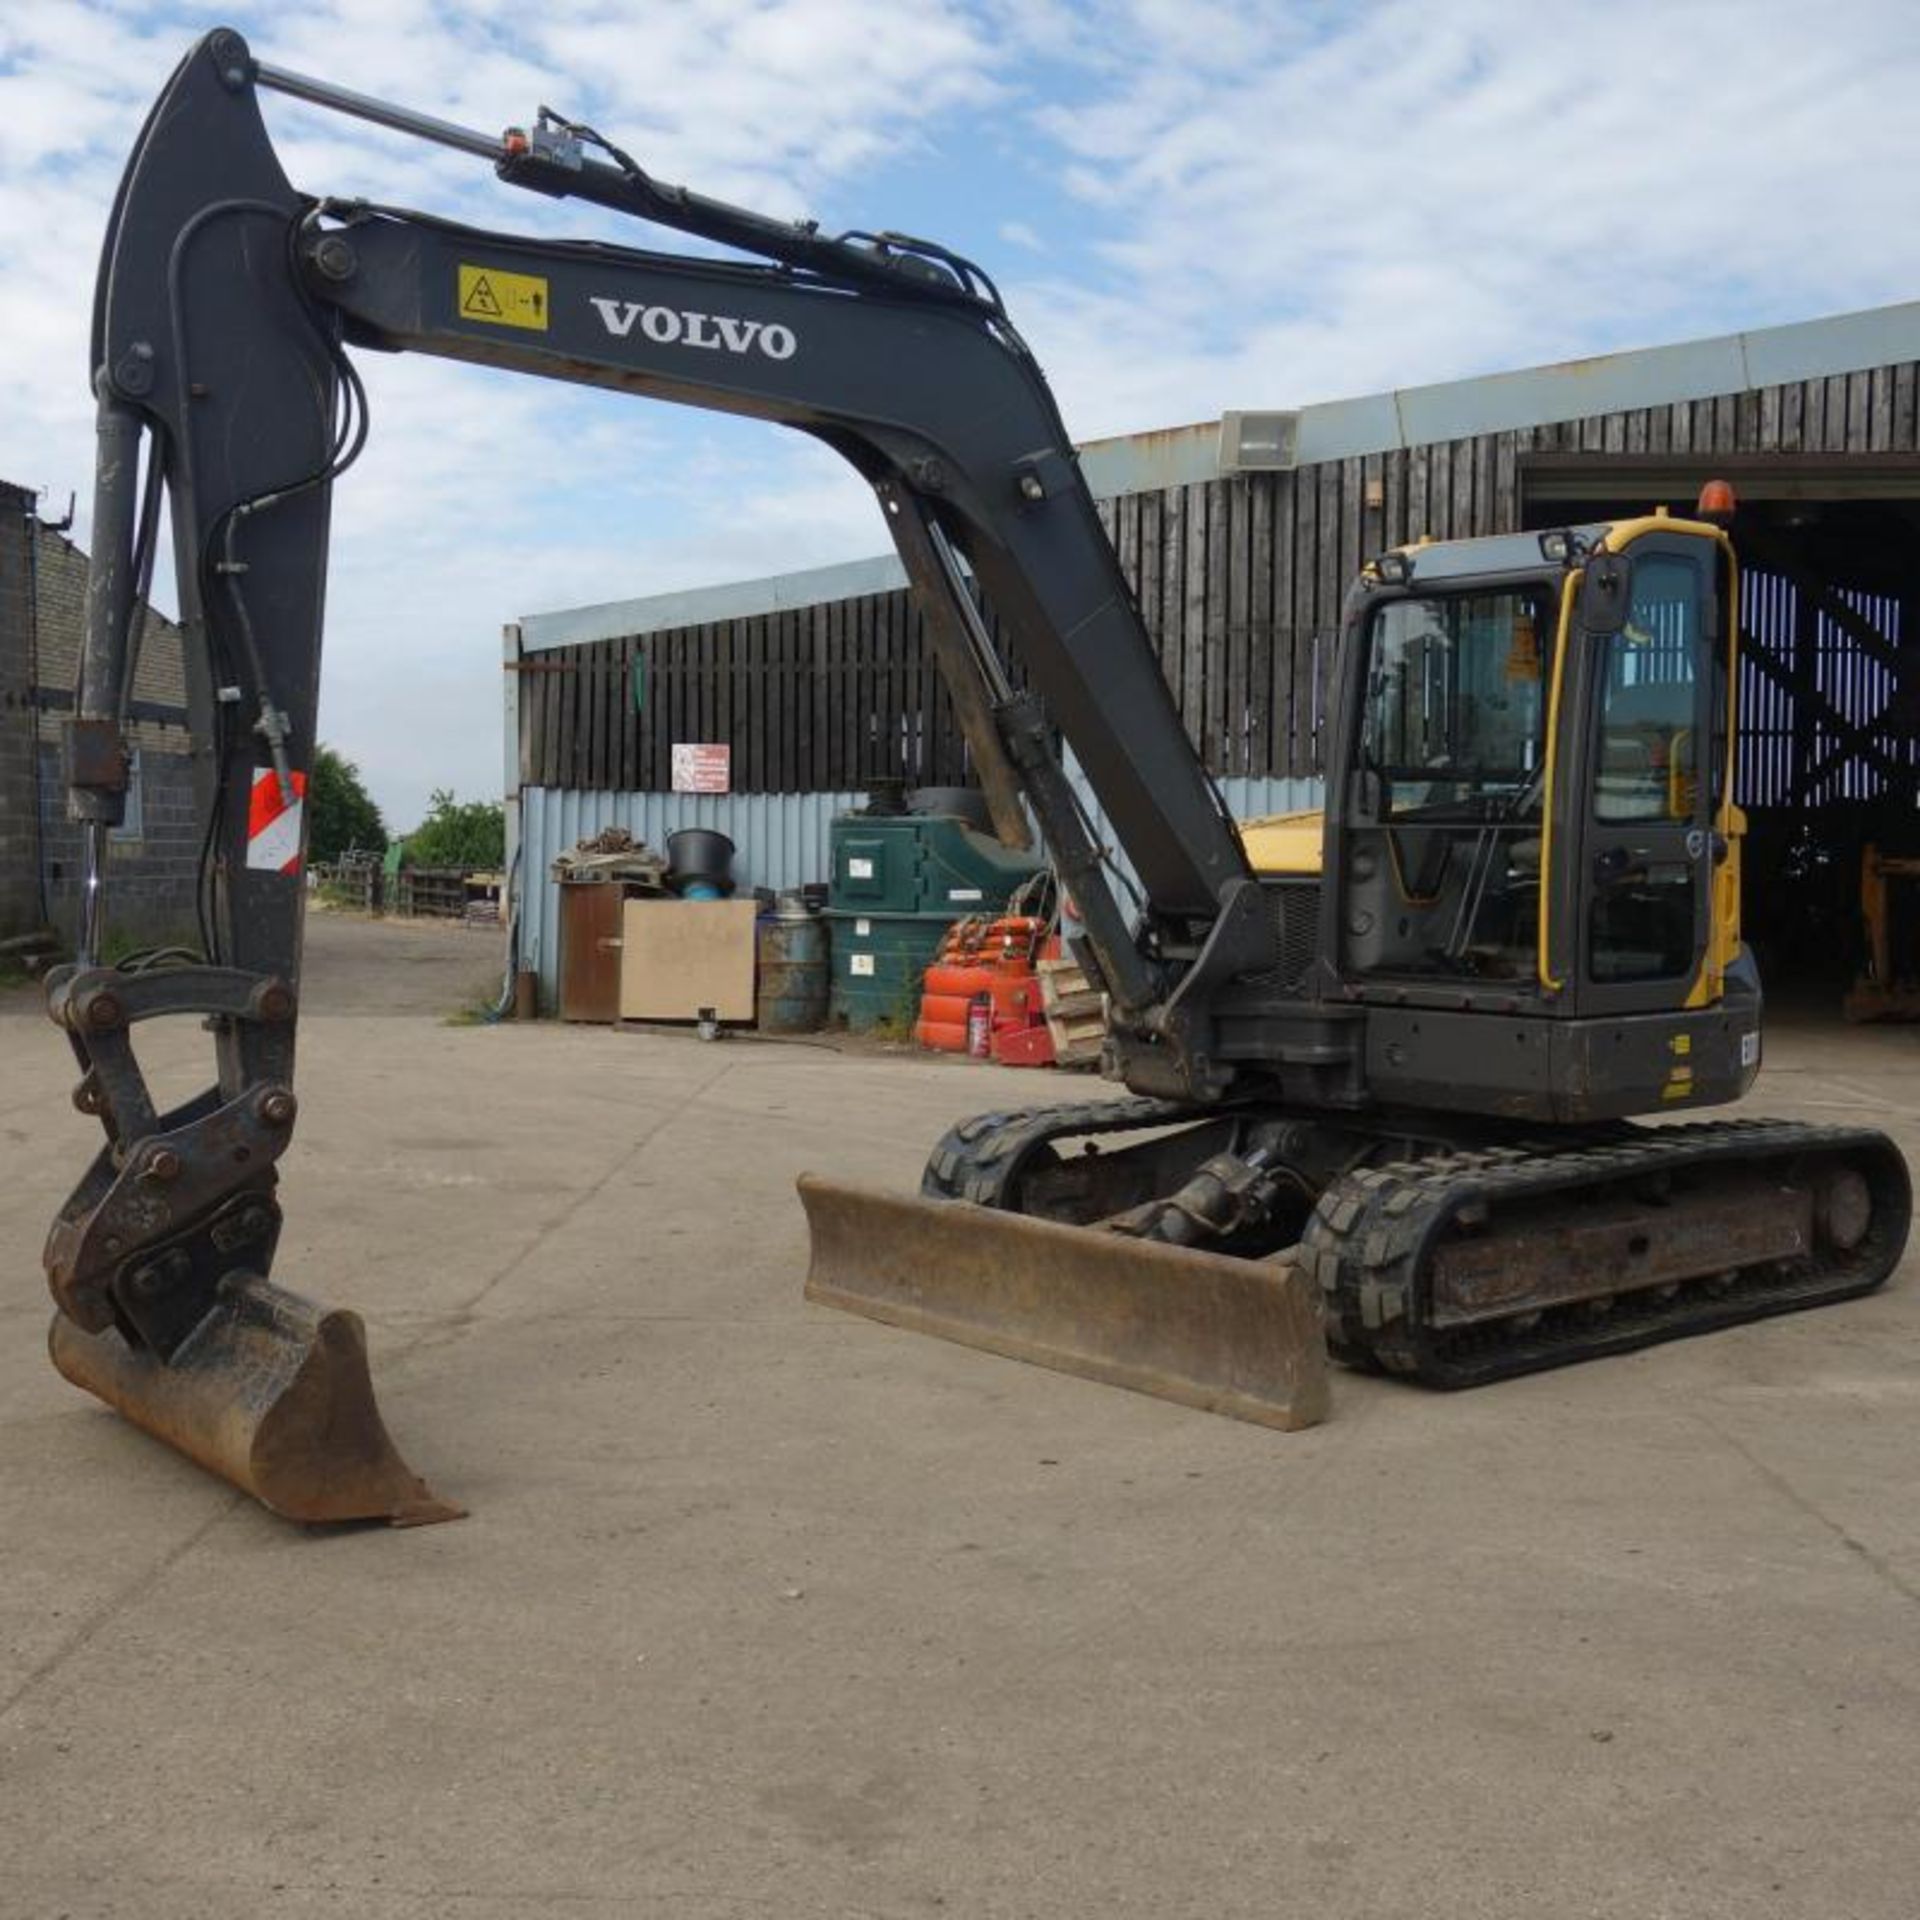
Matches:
[6,0,1920,823]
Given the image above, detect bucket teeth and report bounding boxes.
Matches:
[48,1277,462,1527]
[799,1175,1329,1430]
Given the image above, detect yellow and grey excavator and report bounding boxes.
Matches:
[48,30,1911,1523]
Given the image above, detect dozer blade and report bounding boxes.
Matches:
[49,1276,463,1527]
[799,1176,1329,1430]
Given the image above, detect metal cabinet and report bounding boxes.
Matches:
[558,881,627,1022]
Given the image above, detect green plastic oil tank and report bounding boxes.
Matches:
[828,912,950,1032]
[825,804,1042,1033]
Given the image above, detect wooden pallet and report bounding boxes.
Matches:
[1036,956,1106,1069]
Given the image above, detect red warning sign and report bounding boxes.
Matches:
[671,743,731,794]
[246,767,308,874]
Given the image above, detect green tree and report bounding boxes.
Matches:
[307,745,387,862]
[404,789,506,870]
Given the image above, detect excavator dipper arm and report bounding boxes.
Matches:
[49,30,1319,1522]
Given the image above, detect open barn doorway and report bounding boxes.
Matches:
[1521,455,1920,1012]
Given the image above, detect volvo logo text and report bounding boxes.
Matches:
[589,298,797,360]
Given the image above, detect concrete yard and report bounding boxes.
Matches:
[4,912,1920,1918]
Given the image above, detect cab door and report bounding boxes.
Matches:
[1569,538,1717,1016]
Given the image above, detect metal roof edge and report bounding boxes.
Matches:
[1075,421,1221,497]
[519,551,911,651]
[1076,302,1920,486]
[1292,298,1920,467]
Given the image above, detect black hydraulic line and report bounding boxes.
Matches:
[209,335,368,808]
[999,691,1160,1014]
[163,197,367,808]
[875,479,1033,854]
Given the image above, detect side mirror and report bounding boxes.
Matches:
[1581,552,1629,633]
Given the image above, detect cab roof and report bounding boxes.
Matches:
[1384,526,1610,586]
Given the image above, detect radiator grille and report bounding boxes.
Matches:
[1257,880,1320,990]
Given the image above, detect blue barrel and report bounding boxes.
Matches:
[756,898,831,1033]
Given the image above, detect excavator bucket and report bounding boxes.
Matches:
[799,1177,1330,1430]
[48,1277,462,1527]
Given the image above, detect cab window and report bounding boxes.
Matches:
[1358,591,1552,819]
[1593,555,1702,824]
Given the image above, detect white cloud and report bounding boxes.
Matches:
[1016,0,1920,433]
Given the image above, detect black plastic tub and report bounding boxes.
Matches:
[666,827,737,896]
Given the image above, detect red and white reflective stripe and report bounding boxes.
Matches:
[246,767,308,873]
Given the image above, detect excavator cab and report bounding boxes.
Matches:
[1268,511,1755,1118]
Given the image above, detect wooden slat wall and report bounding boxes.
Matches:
[520,360,1920,790]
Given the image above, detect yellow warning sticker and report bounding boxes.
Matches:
[457,264,549,331]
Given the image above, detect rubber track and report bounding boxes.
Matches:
[1302,1117,1912,1387]
[922,1104,1912,1391]
[920,1097,1201,1207]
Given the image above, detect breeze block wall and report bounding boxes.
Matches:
[18,510,207,949]
[36,739,202,945]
